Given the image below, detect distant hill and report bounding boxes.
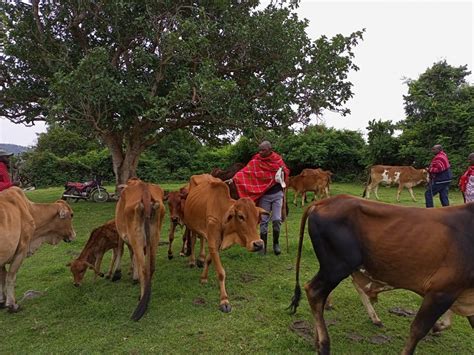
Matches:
[0,143,29,155]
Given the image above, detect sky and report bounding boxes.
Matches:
[0,0,472,147]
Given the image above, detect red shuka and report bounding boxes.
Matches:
[0,162,13,192]
[459,165,474,193]
[233,152,289,202]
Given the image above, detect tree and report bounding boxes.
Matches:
[1,1,363,185]
[365,119,400,166]
[398,61,474,174]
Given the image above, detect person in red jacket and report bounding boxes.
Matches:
[458,152,474,203]
[232,141,290,255]
[425,144,452,208]
[0,149,19,192]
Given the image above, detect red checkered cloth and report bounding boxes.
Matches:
[0,162,13,192]
[459,166,474,193]
[233,152,289,202]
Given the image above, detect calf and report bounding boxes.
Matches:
[288,170,331,207]
[289,195,474,354]
[362,165,428,202]
[164,187,206,267]
[67,220,132,286]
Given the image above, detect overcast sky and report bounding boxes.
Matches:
[0,0,472,147]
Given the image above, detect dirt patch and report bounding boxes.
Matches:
[289,320,314,345]
[239,273,257,283]
[369,334,392,344]
[192,297,206,306]
[346,332,364,342]
[388,307,416,317]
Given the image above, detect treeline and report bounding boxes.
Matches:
[14,61,474,187]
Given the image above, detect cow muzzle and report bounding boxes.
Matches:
[251,240,264,252]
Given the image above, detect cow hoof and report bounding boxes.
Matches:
[219,303,232,313]
[196,259,204,268]
[0,301,6,309]
[168,254,173,260]
[179,252,185,257]
[111,270,122,282]
[374,321,384,328]
[132,279,139,285]
[7,304,20,313]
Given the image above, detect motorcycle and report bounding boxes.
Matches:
[62,178,109,203]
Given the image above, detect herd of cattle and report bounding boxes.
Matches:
[0,164,472,354]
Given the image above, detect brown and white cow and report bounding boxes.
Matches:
[164,187,206,268]
[288,169,332,207]
[67,219,133,287]
[183,174,268,312]
[113,178,165,321]
[362,165,428,202]
[289,195,474,354]
[0,187,75,312]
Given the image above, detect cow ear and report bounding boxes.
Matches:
[224,207,236,224]
[59,207,68,219]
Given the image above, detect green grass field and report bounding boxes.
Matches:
[1,183,472,354]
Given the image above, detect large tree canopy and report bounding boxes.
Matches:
[1,0,363,184]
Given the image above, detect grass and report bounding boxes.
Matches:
[0,183,472,354]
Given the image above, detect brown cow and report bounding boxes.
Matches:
[113,178,165,321]
[164,187,206,268]
[362,165,428,202]
[67,219,133,287]
[0,187,75,312]
[289,195,474,354]
[183,174,268,312]
[288,170,331,207]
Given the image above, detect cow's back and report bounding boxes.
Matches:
[184,174,232,236]
[0,188,34,265]
[308,195,474,295]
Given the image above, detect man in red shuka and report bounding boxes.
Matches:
[0,149,19,192]
[232,141,289,255]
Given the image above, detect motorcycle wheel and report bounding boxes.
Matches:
[90,188,109,203]
[63,188,80,203]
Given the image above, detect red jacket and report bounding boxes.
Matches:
[0,162,13,192]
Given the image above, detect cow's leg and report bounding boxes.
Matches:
[106,248,118,279]
[402,292,456,355]
[365,184,372,199]
[200,253,212,284]
[188,229,197,268]
[167,222,176,260]
[301,191,305,207]
[374,184,380,200]
[110,238,124,281]
[91,252,103,280]
[304,273,338,355]
[179,229,187,257]
[432,310,452,333]
[407,187,417,202]
[468,315,474,328]
[4,251,27,312]
[196,235,206,268]
[396,184,403,202]
[351,278,383,327]
[209,248,230,312]
[0,265,6,308]
[293,190,298,206]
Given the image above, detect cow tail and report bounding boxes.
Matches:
[362,168,371,198]
[131,184,153,321]
[288,204,313,314]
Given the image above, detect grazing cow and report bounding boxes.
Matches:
[183,174,268,312]
[362,165,428,202]
[113,178,165,321]
[164,187,206,267]
[289,195,474,355]
[0,187,75,312]
[288,170,331,207]
[67,219,133,287]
